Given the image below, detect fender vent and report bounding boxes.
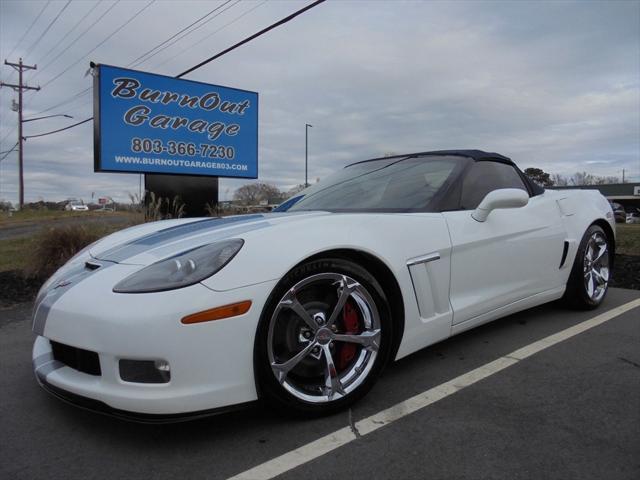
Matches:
[85,261,101,270]
[559,241,569,268]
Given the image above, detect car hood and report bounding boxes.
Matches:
[90,212,329,266]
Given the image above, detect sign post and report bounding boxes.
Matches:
[93,64,258,215]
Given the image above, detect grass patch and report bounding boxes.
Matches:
[0,237,38,272]
[616,224,640,256]
[0,209,138,227]
[26,226,109,279]
[0,224,125,277]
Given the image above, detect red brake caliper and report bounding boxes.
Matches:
[337,301,359,370]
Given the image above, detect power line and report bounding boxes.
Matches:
[31,87,91,116]
[152,0,267,71]
[23,117,91,139]
[24,0,328,140]
[0,142,19,160]
[0,126,18,148]
[22,1,104,111]
[127,0,235,68]
[131,0,242,69]
[24,0,72,58]
[22,0,246,119]
[31,1,121,82]
[5,1,51,60]
[178,0,326,78]
[30,1,234,116]
[41,0,156,89]
[32,0,103,77]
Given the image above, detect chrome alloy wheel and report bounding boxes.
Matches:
[583,231,609,303]
[266,273,381,403]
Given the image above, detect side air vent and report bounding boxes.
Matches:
[85,261,101,270]
[559,241,569,268]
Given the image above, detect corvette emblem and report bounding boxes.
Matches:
[315,328,332,345]
[54,280,72,289]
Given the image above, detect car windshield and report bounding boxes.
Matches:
[276,155,463,212]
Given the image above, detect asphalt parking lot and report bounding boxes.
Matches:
[1,288,639,480]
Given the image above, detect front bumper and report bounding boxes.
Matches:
[36,372,256,423]
[32,262,277,417]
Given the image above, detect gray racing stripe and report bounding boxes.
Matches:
[32,260,114,336]
[33,352,54,369]
[34,360,65,383]
[96,215,264,263]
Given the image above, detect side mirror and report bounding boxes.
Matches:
[472,188,529,222]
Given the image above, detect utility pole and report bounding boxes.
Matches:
[305,123,312,187]
[1,58,40,209]
[622,169,625,183]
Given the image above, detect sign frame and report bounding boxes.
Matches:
[93,63,258,179]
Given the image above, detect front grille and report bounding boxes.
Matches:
[50,341,101,376]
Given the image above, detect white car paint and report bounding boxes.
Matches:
[444,190,569,326]
[32,187,614,417]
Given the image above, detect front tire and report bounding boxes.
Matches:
[563,224,611,310]
[254,258,392,416]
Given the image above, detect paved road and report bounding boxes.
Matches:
[1,289,638,480]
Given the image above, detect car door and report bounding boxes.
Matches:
[442,161,567,326]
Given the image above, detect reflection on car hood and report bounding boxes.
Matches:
[91,212,328,266]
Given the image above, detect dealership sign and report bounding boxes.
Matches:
[93,64,258,178]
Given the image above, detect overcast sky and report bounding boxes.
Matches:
[0,0,638,204]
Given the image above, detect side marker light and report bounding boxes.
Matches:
[181,300,252,324]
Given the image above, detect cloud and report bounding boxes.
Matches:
[0,0,638,206]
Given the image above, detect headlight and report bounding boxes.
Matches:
[113,239,244,293]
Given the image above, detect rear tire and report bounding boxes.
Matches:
[254,258,392,416]
[563,224,611,310]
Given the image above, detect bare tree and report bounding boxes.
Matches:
[233,183,282,205]
[551,174,569,186]
[570,171,595,186]
[568,171,620,186]
[592,175,620,185]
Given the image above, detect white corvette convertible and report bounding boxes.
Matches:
[32,150,615,421]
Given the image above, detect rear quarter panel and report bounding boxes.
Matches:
[549,189,615,274]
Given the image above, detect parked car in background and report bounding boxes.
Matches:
[610,202,626,223]
[626,211,640,224]
[65,200,88,212]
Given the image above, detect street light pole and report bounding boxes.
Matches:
[305,123,312,187]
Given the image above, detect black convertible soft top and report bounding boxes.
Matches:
[346,149,544,195]
[347,149,513,166]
